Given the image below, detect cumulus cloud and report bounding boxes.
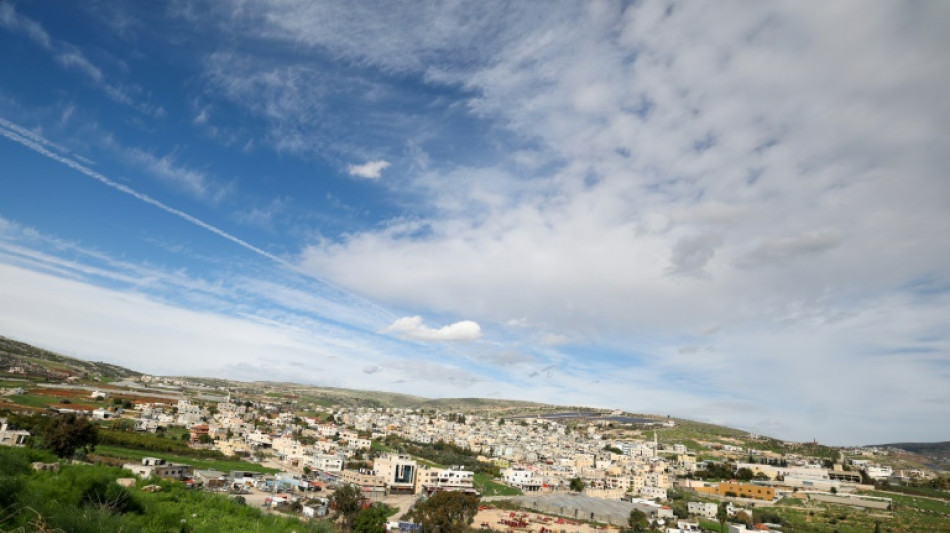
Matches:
[272,2,950,442]
[382,316,482,341]
[346,160,390,179]
[292,2,949,337]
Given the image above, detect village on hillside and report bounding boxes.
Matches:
[4,364,945,533]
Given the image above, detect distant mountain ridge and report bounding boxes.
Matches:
[872,441,950,461]
[237,382,555,411]
[0,334,551,411]
[0,335,140,380]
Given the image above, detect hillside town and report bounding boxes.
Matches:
[4,370,935,533]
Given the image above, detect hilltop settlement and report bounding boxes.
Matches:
[1,336,948,533]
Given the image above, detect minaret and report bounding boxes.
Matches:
[653,431,658,458]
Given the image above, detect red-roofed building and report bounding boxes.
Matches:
[190,424,210,443]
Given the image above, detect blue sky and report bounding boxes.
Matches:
[2,1,949,445]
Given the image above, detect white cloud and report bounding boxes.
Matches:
[290,2,950,337]
[382,316,482,342]
[346,160,390,180]
[0,2,52,50]
[273,1,950,442]
[232,197,289,230]
[0,250,520,402]
[193,107,209,125]
[126,147,227,202]
[4,1,948,443]
[55,49,104,83]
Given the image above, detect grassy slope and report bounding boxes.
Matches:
[762,492,950,533]
[0,447,324,533]
[0,335,140,379]
[93,444,279,474]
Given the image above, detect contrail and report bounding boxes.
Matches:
[0,117,403,324]
[0,116,74,155]
[0,119,287,265]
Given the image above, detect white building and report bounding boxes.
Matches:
[313,454,344,473]
[416,466,476,495]
[502,467,543,491]
[92,408,120,420]
[639,485,667,501]
[865,465,893,480]
[0,422,30,447]
[688,502,717,520]
[122,457,191,480]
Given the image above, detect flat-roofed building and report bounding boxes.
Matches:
[374,454,418,494]
[123,457,192,480]
[416,466,477,496]
[695,482,775,501]
[0,423,30,447]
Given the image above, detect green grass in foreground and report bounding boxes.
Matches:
[0,446,328,533]
[94,444,279,474]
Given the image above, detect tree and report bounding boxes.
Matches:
[569,477,586,492]
[626,509,649,533]
[353,505,390,533]
[669,501,688,519]
[332,484,365,531]
[716,502,729,533]
[752,509,782,525]
[408,491,480,533]
[735,467,754,481]
[830,486,837,495]
[41,413,99,458]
